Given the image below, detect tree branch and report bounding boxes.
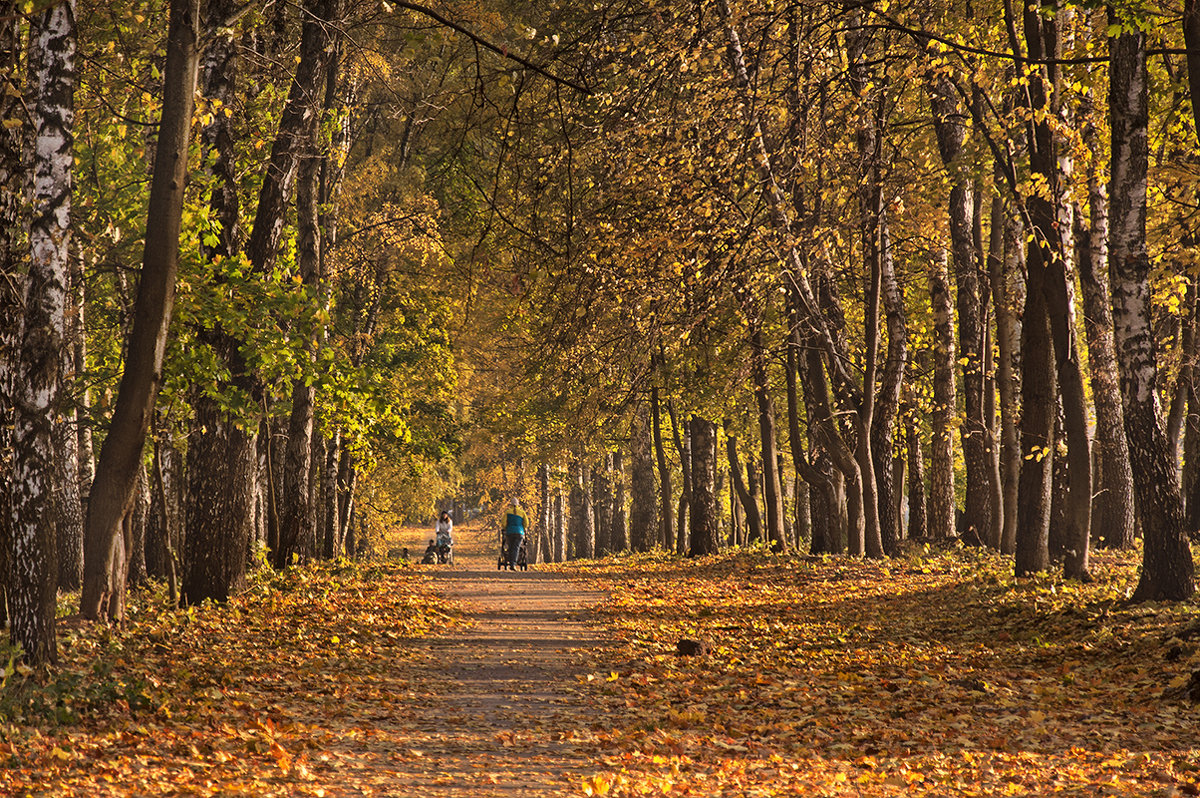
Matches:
[392,1,593,96]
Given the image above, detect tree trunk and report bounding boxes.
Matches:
[183,402,255,604]
[725,422,762,544]
[1112,25,1195,600]
[275,148,322,569]
[611,451,627,552]
[80,0,198,620]
[688,416,719,556]
[794,476,811,552]
[929,70,990,548]
[929,249,957,540]
[10,1,77,665]
[55,403,84,590]
[667,400,690,553]
[321,432,340,558]
[552,488,565,562]
[1076,89,1134,553]
[151,429,182,605]
[0,0,26,633]
[849,32,886,561]
[593,455,612,556]
[650,385,673,551]
[870,213,907,557]
[127,462,149,587]
[988,191,1021,554]
[1013,0,1063,577]
[905,413,927,540]
[629,402,658,552]
[56,254,84,590]
[569,457,594,559]
[751,329,787,551]
[537,463,551,563]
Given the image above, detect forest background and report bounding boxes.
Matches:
[1,0,1199,675]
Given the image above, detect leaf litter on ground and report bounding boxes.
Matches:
[553,544,1200,797]
[4,542,1200,797]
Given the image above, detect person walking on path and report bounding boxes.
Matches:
[501,499,527,570]
[435,510,454,564]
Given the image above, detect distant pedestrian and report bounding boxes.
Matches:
[501,498,526,570]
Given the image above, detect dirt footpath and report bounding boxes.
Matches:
[371,544,607,796]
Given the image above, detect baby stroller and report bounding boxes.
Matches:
[436,532,453,565]
[497,535,528,571]
[420,541,438,564]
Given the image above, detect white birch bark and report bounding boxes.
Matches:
[11,0,75,665]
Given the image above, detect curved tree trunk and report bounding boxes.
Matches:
[80,0,198,620]
[725,423,762,544]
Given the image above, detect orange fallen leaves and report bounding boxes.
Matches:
[557,545,1200,797]
[0,559,462,797]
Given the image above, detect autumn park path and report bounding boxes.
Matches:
[367,543,607,796]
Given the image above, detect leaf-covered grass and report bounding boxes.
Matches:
[7,544,1200,796]
[0,557,463,797]
[560,544,1200,797]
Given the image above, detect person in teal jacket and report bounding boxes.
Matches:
[501,498,527,570]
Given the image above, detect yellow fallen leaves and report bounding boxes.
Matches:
[581,773,614,795]
[566,546,1200,798]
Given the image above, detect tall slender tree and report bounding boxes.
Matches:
[11,0,76,663]
[1110,20,1194,600]
[80,0,200,622]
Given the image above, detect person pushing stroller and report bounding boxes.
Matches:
[500,498,526,570]
[435,510,454,564]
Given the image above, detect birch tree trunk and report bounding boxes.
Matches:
[929,71,990,546]
[0,0,25,632]
[11,0,75,663]
[1076,162,1135,550]
[1111,26,1195,600]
